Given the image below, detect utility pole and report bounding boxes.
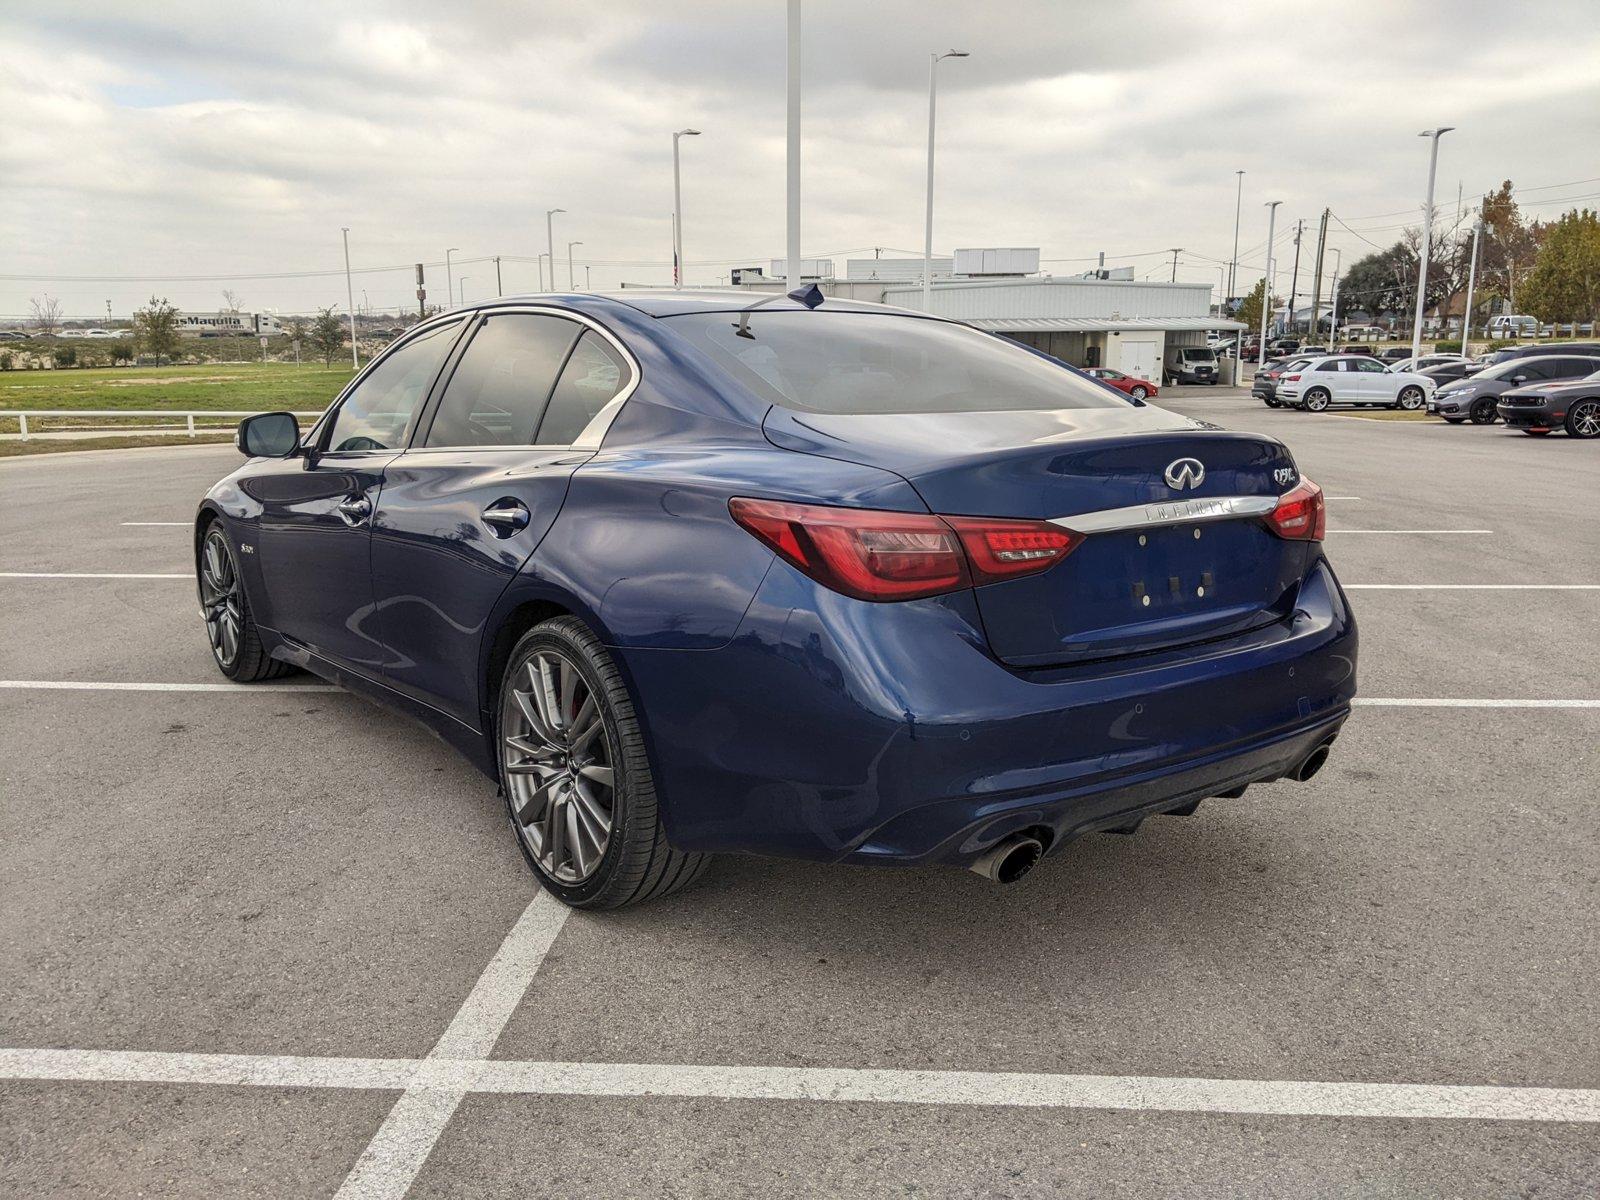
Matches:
[1326,249,1342,345]
[1286,219,1304,335]
[1169,248,1182,282]
[1228,169,1245,305]
[494,256,502,297]
[1309,208,1329,340]
[786,0,802,289]
[585,265,591,290]
[340,226,359,369]
[1460,219,1482,354]
[672,131,700,288]
[1411,127,1454,361]
[1258,201,1281,368]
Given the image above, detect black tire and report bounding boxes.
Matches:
[1129,385,1148,400]
[1264,398,1281,408]
[496,616,709,909]
[1563,398,1600,438]
[1469,398,1498,425]
[1301,388,1331,413]
[1396,386,1426,411]
[1442,417,1466,425]
[197,522,293,682]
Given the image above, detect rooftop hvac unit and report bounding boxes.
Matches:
[767,259,834,280]
[952,247,1041,276]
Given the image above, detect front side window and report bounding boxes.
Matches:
[424,314,581,447]
[324,320,461,452]
[536,331,634,445]
[665,312,1125,415]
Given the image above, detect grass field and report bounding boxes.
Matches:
[0,362,355,413]
[0,433,236,458]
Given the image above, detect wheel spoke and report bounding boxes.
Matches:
[564,801,587,876]
[558,658,578,728]
[577,763,613,789]
[512,688,556,745]
[568,713,603,757]
[571,777,612,834]
[544,786,568,869]
[534,657,563,734]
[514,774,561,827]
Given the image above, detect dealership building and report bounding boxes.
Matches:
[725,248,1246,382]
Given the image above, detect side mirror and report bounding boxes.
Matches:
[1508,374,1526,385]
[237,411,301,458]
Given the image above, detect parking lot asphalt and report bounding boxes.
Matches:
[3,393,1598,1197]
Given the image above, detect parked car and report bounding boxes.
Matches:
[1267,338,1301,356]
[1083,366,1158,400]
[0,330,28,340]
[1276,355,1434,412]
[1337,343,1367,354]
[1251,356,1315,407]
[199,291,1356,908]
[1421,361,1476,386]
[1297,345,1328,356]
[1377,346,1413,362]
[1385,354,1468,374]
[1163,345,1219,385]
[1430,354,1600,424]
[1469,343,1600,373]
[1485,314,1539,338]
[1496,369,1600,438]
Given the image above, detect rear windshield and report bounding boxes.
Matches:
[663,311,1125,415]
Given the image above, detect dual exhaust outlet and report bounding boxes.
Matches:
[968,737,1336,885]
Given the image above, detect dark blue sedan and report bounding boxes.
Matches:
[198,290,1357,908]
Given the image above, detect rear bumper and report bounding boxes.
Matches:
[616,556,1358,868]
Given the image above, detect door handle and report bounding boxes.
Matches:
[482,499,531,536]
[336,495,372,526]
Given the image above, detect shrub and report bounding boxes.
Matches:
[0,351,12,370]
[53,347,77,368]
[1433,339,1462,353]
[112,341,134,363]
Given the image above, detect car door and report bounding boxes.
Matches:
[246,318,465,672]
[369,309,637,729]
[1352,357,1392,404]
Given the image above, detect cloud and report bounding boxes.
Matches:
[3,0,1598,317]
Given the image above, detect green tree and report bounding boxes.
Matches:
[309,307,346,365]
[1477,180,1545,311]
[1338,242,1415,319]
[1522,208,1600,324]
[1236,277,1275,333]
[133,295,182,363]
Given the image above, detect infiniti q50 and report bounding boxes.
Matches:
[197,291,1357,908]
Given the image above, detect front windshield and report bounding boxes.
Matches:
[664,311,1127,415]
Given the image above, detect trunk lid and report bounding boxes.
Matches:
[764,405,1309,666]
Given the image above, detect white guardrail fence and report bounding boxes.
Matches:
[0,410,324,441]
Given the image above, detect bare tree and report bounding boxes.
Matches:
[29,295,63,336]
[221,289,242,314]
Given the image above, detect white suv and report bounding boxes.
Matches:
[1275,355,1436,412]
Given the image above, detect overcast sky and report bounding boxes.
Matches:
[4,0,1598,320]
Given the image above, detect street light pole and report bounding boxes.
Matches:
[923,49,970,311]
[1228,169,1244,305]
[786,0,802,288]
[340,226,359,369]
[567,241,583,290]
[1460,218,1482,355]
[546,208,565,293]
[445,248,459,309]
[1411,126,1454,361]
[672,129,701,289]
[458,277,468,305]
[1258,201,1281,368]
[1326,248,1342,343]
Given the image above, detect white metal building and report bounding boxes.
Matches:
[880,277,1245,382]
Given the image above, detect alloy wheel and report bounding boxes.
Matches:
[199,529,243,669]
[1568,400,1600,438]
[501,649,615,883]
[1398,386,1424,411]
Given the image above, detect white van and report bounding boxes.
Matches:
[1163,345,1219,385]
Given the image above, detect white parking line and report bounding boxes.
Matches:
[1346,584,1600,590]
[1,1047,1594,1125]
[335,889,572,1200]
[1354,698,1600,709]
[0,571,191,579]
[0,680,337,693]
[120,521,191,526]
[1322,496,1361,501]
[1327,529,1492,535]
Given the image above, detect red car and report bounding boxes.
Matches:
[1084,367,1159,400]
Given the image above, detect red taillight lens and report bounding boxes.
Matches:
[1265,478,1326,541]
[1283,373,1301,382]
[943,516,1082,585]
[729,499,1080,601]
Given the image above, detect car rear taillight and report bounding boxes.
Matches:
[729,498,1080,602]
[1264,478,1326,541]
[1283,373,1302,382]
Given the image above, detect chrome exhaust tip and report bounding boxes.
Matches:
[1291,740,1333,783]
[969,834,1044,884]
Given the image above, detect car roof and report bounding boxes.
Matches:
[556,289,911,318]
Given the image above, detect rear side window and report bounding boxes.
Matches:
[665,312,1124,415]
[324,320,461,452]
[536,331,634,445]
[424,314,581,447]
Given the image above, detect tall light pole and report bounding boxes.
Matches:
[672,129,700,289]
[340,227,359,369]
[546,209,565,293]
[567,241,583,290]
[1228,169,1245,304]
[1460,218,1482,354]
[923,49,970,311]
[458,277,469,305]
[786,0,802,288]
[1325,248,1342,343]
[1258,200,1281,368]
[1411,126,1454,361]
[445,248,459,308]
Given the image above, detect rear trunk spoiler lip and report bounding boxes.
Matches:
[1050,494,1277,535]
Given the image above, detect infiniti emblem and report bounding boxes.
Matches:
[1164,457,1206,490]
